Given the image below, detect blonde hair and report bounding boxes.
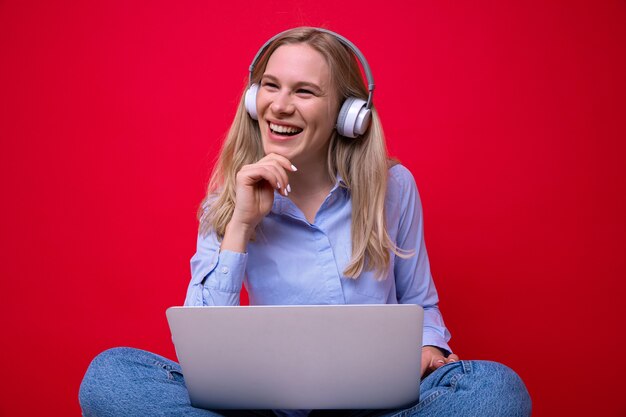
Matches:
[199,27,409,279]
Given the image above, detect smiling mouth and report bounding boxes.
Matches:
[269,122,303,137]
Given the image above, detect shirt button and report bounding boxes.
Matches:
[220,266,229,274]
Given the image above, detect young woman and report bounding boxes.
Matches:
[80,27,531,417]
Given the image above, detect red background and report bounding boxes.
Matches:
[1,1,625,416]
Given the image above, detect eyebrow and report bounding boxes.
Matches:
[261,74,323,92]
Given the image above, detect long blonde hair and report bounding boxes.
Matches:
[199,27,409,279]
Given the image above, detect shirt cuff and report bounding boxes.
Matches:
[422,329,452,354]
[205,250,247,293]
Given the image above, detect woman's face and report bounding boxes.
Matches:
[256,43,340,168]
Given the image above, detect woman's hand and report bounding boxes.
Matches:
[421,346,460,378]
[221,153,296,253]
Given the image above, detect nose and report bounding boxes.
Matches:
[270,90,295,115]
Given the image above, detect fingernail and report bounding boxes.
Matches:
[277,182,281,189]
[449,359,457,362]
[287,184,291,193]
[283,189,289,196]
[291,164,298,171]
[437,360,445,364]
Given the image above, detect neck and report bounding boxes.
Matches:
[285,156,336,224]
[287,157,334,199]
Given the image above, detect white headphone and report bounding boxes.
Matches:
[244,28,375,139]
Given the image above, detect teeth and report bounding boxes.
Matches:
[270,123,302,134]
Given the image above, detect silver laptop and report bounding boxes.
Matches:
[166,304,424,410]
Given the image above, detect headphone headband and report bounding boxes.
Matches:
[248,28,375,109]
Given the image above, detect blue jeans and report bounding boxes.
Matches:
[79,347,531,417]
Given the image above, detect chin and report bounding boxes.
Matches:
[262,142,294,158]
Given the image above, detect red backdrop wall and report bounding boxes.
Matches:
[1,1,625,416]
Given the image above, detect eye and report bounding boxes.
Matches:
[296,88,315,96]
[261,81,279,90]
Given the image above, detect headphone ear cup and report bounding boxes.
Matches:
[245,83,259,120]
[336,97,371,138]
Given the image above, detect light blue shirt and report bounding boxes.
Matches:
[184,164,451,352]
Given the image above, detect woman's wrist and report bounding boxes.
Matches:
[422,345,451,358]
[220,221,255,253]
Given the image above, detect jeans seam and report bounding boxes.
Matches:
[461,360,472,374]
[415,390,444,411]
[449,372,464,391]
[152,360,180,381]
